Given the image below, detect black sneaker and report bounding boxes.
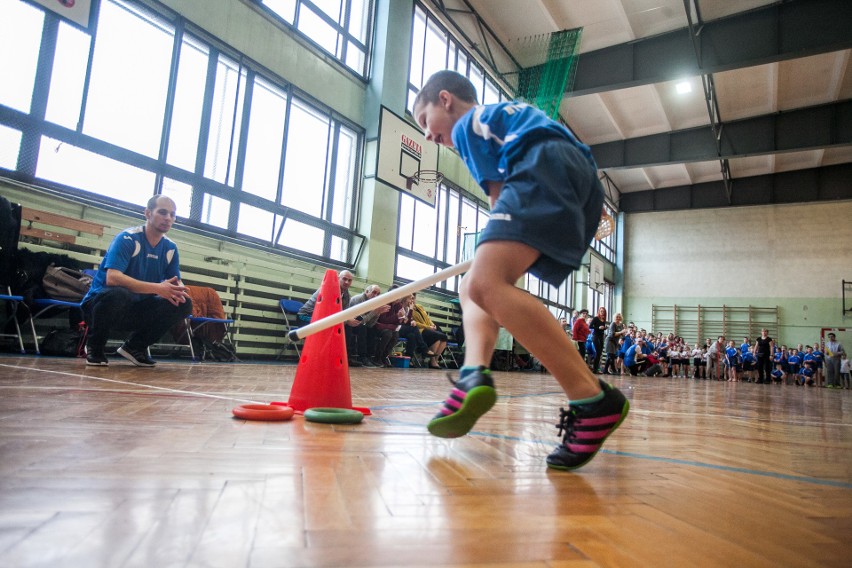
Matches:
[348,357,363,368]
[117,344,156,367]
[427,366,497,438]
[546,379,630,471]
[360,355,379,367]
[86,349,108,366]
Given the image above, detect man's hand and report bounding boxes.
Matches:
[372,304,391,316]
[157,276,189,306]
[346,318,362,327]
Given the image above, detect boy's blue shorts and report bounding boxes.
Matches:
[477,138,604,287]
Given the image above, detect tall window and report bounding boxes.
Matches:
[253,0,374,77]
[592,200,617,262]
[406,3,510,113]
[1,0,365,265]
[397,183,488,293]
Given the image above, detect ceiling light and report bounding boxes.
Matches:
[676,81,692,94]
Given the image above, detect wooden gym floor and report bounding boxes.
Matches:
[0,355,849,567]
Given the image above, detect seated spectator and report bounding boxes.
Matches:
[398,294,434,360]
[81,195,192,367]
[349,284,392,367]
[297,270,365,367]
[410,292,448,369]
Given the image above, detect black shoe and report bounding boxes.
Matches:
[86,349,108,366]
[546,379,630,471]
[371,356,388,368]
[360,356,377,367]
[348,357,363,367]
[427,366,497,438]
[117,344,156,367]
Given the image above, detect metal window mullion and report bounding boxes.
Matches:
[229,67,254,233]
[190,47,219,221]
[155,19,185,195]
[17,14,58,177]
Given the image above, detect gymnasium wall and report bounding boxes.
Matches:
[621,200,852,346]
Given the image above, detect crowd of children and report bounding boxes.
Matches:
[567,318,851,389]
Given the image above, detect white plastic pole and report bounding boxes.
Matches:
[288,259,472,341]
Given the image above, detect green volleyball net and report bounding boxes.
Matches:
[512,28,583,119]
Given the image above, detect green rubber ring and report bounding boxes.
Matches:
[304,407,364,424]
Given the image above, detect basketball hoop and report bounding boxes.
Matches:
[406,169,444,191]
[595,209,615,240]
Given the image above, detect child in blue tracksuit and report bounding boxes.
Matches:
[413,70,629,471]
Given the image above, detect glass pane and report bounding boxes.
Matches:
[435,186,446,261]
[204,54,246,185]
[397,255,432,282]
[167,34,209,172]
[262,0,296,23]
[201,193,230,228]
[460,201,477,240]
[36,136,154,206]
[281,99,330,216]
[456,51,467,75]
[237,202,275,241]
[423,20,447,83]
[345,41,365,73]
[278,219,324,255]
[45,22,91,129]
[347,0,369,42]
[469,64,484,101]
[83,0,174,157]
[397,193,414,248]
[446,190,459,264]
[241,76,287,201]
[0,0,43,112]
[330,234,349,263]
[409,7,426,87]
[483,79,500,105]
[0,125,22,169]
[330,125,356,226]
[298,6,339,56]
[310,0,342,21]
[412,197,436,257]
[160,178,193,218]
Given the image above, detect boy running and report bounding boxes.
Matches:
[412,70,629,471]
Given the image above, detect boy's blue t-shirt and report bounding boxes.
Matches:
[451,102,596,194]
[725,347,738,362]
[83,226,181,302]
[624,344,640,367]
[788,354,801,366]
[742,352,756,364]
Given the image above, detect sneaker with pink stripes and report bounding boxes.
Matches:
[546,379,629,470]
[427,366,497,439]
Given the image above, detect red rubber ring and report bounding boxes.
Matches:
[232,404,295,421]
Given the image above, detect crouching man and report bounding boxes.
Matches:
[82,195,192,366]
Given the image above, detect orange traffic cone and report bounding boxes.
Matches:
[283,269,371,415]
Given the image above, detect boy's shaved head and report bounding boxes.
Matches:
[414,70,478,109]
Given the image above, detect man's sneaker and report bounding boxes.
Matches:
[117,344,156,367]
[348,357,363,368]
[360,355,378,367]
[427,366,497,438]
[86,349,108,366]
[546,379,629,471]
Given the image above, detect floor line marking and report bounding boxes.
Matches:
[0,363,263,405]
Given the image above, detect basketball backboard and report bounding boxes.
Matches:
[375,106,440,206]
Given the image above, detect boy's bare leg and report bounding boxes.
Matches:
[458,280,500,368]
[463,241,601,401]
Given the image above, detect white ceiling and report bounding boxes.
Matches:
[433,0,852,198]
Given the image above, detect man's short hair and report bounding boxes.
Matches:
[147,194,174,211]
[413,70,478,110]
[828,333,836,338]
[579,308,588,314]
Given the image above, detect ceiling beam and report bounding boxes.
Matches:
[592,100,852,169]
[570,0,852,97]
[619,163,852,212]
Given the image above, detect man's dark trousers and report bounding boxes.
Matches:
[82,287,193,350]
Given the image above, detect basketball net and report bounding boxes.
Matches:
[595,209,614,240]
